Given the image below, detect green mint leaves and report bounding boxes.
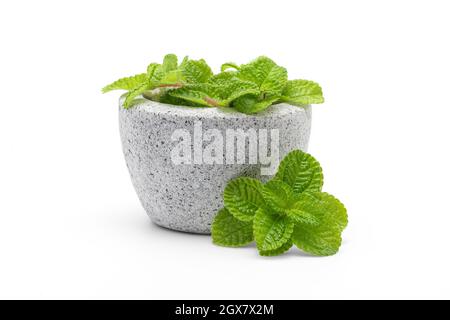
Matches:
[291,193,347,256]
[281,80,324,105]
[223,178,266,222]
[275,150,323,194]
[237,56,287,97]
[211,208,254,247]
[254,209,294,254]
[101,74,148,93]
[212,150,348,257]
[102,54,324,112]
[180,59,213,83]
[162,54,178,73]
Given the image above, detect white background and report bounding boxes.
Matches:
[1,0,449,299]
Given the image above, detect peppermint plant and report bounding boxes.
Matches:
[212,150,348,256]
[102,54,324,113]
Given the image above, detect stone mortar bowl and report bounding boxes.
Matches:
[119,97,312,234]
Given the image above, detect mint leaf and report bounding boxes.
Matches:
[162,54,178,73]
[102,73,147,93]
[221,62,240,72]
[212,208,254,247]
[259,239,293,256]
[291,192,348,256]
[123,82,150,109]
[281,80,324,105]
[275,150,323,194]
[181,59,213,83]
[179,56,189,68]
[147,63,160,80]
[233,95,279,114]
[149,64,166,83]
[286,209,319,225]
[237,56,287,96]
[223,177,265,222]
[262,179,297,212]
[254,208,294,253]
[217,80,260,105]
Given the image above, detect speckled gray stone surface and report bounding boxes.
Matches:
[119,97,312,234]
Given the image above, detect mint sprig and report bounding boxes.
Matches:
[211,150,348,257]
[102,54,324,112]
